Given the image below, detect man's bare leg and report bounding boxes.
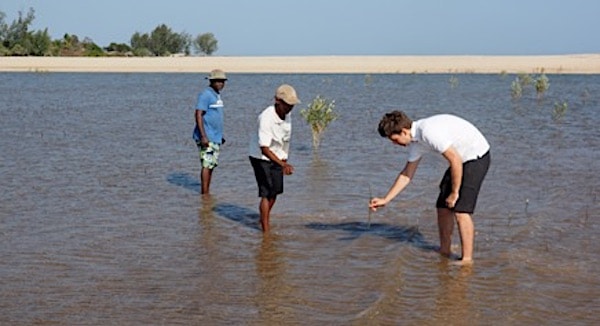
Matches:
[259,197,276,233]
[437,208,455,257]
[455,212,475,263]
[201,168,212,194]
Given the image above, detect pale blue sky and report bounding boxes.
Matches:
[3,0,599,55]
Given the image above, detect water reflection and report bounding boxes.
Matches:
[432,263,475,324]
[255,234,298,324]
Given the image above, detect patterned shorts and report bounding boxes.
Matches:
[197,141,220,169]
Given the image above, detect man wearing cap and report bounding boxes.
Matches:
[193,69,227,195]
[249,84,300,233]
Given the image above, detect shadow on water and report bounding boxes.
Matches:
[167,172,260,230]
[166,171,200,193]
[213,203,261,231]
[306,222,438,252]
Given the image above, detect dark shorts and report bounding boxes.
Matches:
[250,156,283,198]
[436,151,490,213]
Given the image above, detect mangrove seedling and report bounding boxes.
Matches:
[535,73,550,99]
[449,75,459,89]
[511,78,523,99]
[300,95,338,150]
[552,101,568,121]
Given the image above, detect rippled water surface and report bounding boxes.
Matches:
[1,72,599,324]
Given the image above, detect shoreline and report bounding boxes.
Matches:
[1,54,599,74]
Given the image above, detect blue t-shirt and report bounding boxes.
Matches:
[193,87,224,144]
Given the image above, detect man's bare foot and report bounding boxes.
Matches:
[437,248,461,261]
[450,258,474,266]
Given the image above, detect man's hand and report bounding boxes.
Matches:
[200,137,209,148]
[446,192,459,208]
[369,198,387,212]
[282,162,294,175]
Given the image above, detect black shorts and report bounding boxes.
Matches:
[249,156,284,198]
[436,151,490,213]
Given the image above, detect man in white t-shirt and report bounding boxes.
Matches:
[249,84,300,233]
[370,111,491,264]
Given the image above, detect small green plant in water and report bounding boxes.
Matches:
[517,73,534,88]
[364,74,373,87]
[552,101,568,121]
[535,73,550,99]
[300,96,338,150]
[581,88,590,105]
[449,75,459,89]
[511,78,523,99]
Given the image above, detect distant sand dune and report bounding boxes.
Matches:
[1,54,599,74]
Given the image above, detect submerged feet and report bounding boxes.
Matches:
[449,258,474,266]
[437,248,472,265]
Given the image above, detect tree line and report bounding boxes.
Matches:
[0,8,218,57]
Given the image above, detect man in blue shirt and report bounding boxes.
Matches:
[193,69,226,195]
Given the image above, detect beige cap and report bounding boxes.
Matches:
[275,84,300,105]
[207,69,227,80]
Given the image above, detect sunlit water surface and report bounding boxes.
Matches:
[1,73,598,324]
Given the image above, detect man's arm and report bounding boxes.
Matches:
[442,146,463,208]
[370,159,421,210]
[260,146,294,175]
[195,110,208,147]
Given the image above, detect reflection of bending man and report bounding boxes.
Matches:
[249,85,300,233]
[370,111,490,264]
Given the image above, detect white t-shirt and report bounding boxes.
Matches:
[408,114,490,163]
[249,105,291,161]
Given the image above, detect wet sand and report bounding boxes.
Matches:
[1,54,599,74]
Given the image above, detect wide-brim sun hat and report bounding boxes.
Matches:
[276,84,300,105]
[207,69,227,80]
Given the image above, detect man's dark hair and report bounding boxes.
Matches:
[378,111,412,137]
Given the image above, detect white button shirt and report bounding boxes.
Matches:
[249,105,291,161]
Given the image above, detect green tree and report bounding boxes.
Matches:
[82,37,105,57]
[149,24,172,56]
[105,42,132,55]
[130,24,190,56]
[130,32,151,56]
[193,33,218,56]
[28,28,52,56]
[1,8,36,55]
[0,11,7,43]
[58,33,83,56]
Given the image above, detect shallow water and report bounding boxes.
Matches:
[1,72,599,324]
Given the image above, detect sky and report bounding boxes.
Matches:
[2,0,599,56]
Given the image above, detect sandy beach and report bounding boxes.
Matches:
[1,54,599,74]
